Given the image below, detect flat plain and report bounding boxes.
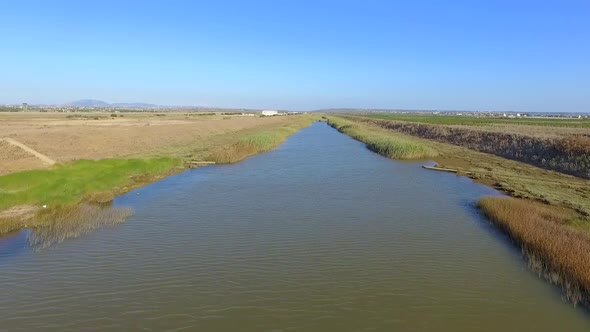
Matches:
[0,112,296,175]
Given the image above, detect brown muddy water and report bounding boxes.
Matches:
[1,122,589,331]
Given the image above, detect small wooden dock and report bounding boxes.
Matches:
[189,161,216,165]
[187,161,216,168]
[422,165,458,173]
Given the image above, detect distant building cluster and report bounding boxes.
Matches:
[261,110,278,116]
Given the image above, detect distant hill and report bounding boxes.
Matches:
[110,102,159,108]
[67,100,158,108]
[68,99,110,107]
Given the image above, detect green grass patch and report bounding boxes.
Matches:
[0,157,181,210]
[239,127,294,151]
[327,117,438,159]
[568,217,590,233]
[364,114,590,128]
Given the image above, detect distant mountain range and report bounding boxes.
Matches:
[67,99,159,108]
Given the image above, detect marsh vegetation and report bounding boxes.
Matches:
[353,116,590,179]
[479,197,590,306]
[207,115,317,163]
[327,117,438,159]
[328,114,590,307]
[0,113,317,234]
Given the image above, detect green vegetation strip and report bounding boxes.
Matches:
[0,158,181,210]
[327,117,438,159]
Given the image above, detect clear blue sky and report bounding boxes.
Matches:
[1,0,589,111]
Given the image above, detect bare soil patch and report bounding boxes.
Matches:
[0,205,38,220]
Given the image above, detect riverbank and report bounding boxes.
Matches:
[327,117,437,159]
[327,115,590,307]
[0,111,304,175]
[327,116,590,218]
[356,115,590,179]
[0,114,318,235]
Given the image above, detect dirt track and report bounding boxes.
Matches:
[2,138,56,165]
[0,112,292,175]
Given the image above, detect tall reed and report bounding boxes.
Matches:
[208,116,316,163]
[327,117,438,159]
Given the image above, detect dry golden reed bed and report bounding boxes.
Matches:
[478,197,590,306]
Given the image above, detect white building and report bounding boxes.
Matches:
[261,110,278,116]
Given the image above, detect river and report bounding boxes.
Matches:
[1,122,589,331]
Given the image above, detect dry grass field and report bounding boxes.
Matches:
[0,112,295,175]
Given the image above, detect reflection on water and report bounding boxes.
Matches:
[27,205,132,250]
